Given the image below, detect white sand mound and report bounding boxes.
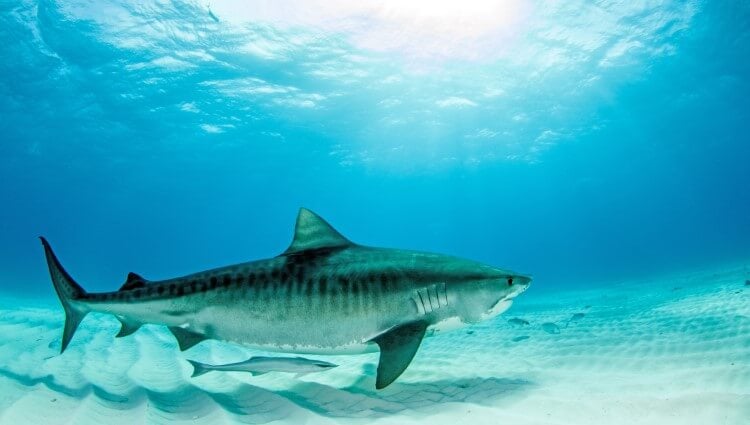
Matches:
[0,265,748,424]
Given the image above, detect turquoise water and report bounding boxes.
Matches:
[1,1,749,424]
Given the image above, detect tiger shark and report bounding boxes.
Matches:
[41,208,531,389]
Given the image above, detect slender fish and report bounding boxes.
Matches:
[188,356,338,377]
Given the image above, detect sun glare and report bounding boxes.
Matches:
[379,0,522,32]
[209,0,530,61]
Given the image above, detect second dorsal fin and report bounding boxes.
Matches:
[119,272,147,291]
[283,208,353,255]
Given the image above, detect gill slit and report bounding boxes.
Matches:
[417,290,427,314]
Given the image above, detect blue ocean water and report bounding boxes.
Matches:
[1,1,749,424]
[2,0,749,295]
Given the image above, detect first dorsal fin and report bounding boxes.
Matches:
[119,272,147,291]
[284,208,353,255]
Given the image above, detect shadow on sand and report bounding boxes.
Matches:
[281,375,534,418]
[0,365,533,422]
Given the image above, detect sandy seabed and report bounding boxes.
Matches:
[0,265,748,425]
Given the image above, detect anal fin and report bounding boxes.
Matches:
[370,321,428,389]
[115,318,141,338]
[168,326,206,351]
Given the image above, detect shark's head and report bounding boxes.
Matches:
[443,258,532,324]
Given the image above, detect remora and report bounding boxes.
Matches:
[41,208,531,389]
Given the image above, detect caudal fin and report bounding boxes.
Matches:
[188,360,212,377]
[40,237,89,353]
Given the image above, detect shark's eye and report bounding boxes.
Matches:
[507,277,513,286]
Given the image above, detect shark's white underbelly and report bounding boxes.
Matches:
[104,282,476,354]
[179,299,394,353]
[240,341,380,355]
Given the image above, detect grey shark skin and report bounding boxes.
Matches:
[41,208,531,389]
[188,356,338,378]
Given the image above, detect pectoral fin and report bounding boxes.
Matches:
[168,327,206,351]
[370,321,428,389]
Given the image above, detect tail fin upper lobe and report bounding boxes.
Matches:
[40,237,89,353]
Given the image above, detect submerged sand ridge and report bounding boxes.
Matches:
[0,265,748,425]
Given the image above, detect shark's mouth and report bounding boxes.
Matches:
[480,297,514,321]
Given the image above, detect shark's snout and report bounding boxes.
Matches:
[515,275,532,289]
[506,275,531,298]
